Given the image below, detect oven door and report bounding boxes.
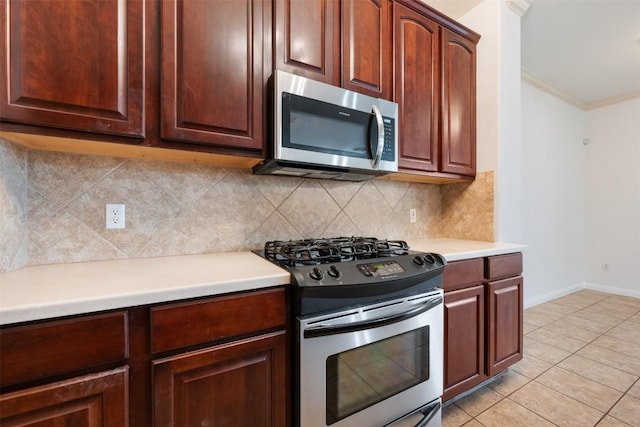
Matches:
[296,290,443,427]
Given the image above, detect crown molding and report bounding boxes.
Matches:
[585,91,640,110]
[506,0,532,17]
[521,67,587,109]
[521,67,640,110]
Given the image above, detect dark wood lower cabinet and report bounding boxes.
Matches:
[443,253,523,402]
[0,367,128,427]
[487,276,523,376]
[443,285,486,401]
[153,331,287,427]
[0,287,288,427]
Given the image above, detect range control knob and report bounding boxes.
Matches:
[424,254,436,264]
[412,256,425,266]
[309,267,324,281]
[327,265,341,279]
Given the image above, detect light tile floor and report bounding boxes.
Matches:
[442,290,640,427]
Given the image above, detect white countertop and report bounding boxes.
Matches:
[0,252,290,325]
[406,238,526,261]
[0,239,525,326]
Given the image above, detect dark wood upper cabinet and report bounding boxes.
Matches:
[1,0,479,181]
[160,0,268,151]
[392,0,479,181]
[341,0,392,99]
[441,28,477,176]
[274,0,392,100]
[0,0,144,137]
[393,2,439,172]
[274,0,340,85]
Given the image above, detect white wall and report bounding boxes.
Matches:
[458,0,499,174]
[585,98,640,297]
[459,0,524,243]
[521,83,587,306]
[428,0,639,304]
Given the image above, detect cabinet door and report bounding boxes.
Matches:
[487,276,523,376]
[161,0,268,151]
[274,0,339,85]
[0,367,128,427]
[393,2,439,173]
[0,0,144,137]
[153,331,287,427]
[440,28,476,176]
[341,0,392,99]
[443,285,486,401]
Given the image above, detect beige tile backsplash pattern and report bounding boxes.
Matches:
[0,137,494,272]
[0,139,29,271]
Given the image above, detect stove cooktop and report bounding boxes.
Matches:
[256,237,447,315]
[261,236,410,268]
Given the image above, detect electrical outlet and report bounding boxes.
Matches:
[409,208,417,224]
[602,263,609,272]
[106,204,125,229]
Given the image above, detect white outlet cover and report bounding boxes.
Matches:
[106,204,125,229]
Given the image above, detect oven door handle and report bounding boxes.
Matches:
[303,295,442,338]
[382,398,441,427]
[414,399,441,427]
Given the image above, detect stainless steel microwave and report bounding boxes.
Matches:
[253,70,398,181]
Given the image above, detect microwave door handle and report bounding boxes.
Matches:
[371,104,385,168]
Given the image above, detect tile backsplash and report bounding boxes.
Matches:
[1,139,28,271]
[0,137,494,272]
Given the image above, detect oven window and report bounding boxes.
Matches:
[325,327,430,425]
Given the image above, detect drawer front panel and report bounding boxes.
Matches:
[151,288,286,354]
[485,253,523,280]
[442,258,484,291]
[0,311,128,387]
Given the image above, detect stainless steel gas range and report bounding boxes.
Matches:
[256,237,446,427]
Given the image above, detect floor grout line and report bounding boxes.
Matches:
[443,289,640,427]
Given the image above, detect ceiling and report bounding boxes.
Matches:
[425,0,640,110]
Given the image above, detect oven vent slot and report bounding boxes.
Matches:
[307,309,359,326]
[363,300,404,313]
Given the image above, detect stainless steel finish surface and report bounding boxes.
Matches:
[303,293,442,337]
[385,399,442,427]
[298,289,444,427]
[371,104,384,168]
[273,70,398,174]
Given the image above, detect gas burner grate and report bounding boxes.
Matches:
[263,237,409,268]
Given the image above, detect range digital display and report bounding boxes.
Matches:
[356,260,405,277]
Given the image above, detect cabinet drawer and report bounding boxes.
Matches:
[485,253,523,280]
[442,258,484,291]
[0,311,128,387]
[151,287,286,354]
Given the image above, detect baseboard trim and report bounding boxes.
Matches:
[523,282,585,309]
[583,282,640,299]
